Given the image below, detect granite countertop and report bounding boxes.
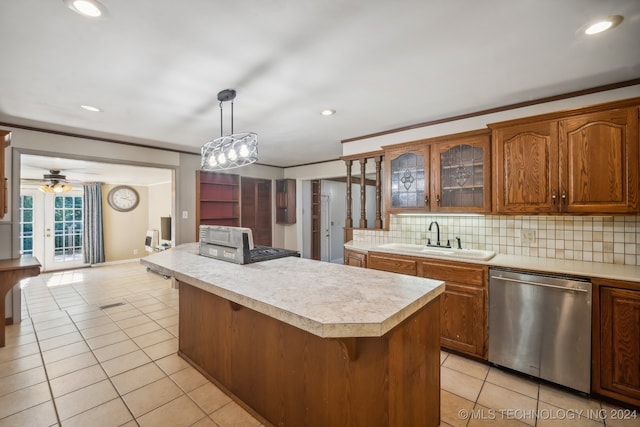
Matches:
[345,240,640,283]
[141,243,444,338]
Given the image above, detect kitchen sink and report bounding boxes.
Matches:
[375,243,496,261]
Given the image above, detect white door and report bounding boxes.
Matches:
[320,195,330,262]
[21,188,88,271]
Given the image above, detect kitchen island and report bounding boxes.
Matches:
[141,243,444,427]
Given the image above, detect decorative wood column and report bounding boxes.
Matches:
[345,160,353,229]
[374,155,383,229]
[359,158,367,228]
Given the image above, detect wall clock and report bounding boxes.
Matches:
[107,185,139,212]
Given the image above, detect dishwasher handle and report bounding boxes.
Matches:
[490,275,589,293]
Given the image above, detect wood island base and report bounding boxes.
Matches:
[178,281,441,427]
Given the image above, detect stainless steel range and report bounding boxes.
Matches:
[199,225,298,264]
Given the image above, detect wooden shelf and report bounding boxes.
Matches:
[196,171,241,234]
[276,179,296,225]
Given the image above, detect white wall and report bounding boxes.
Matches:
[148,181,173,243]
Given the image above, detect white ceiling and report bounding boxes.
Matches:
[1,1,639,168]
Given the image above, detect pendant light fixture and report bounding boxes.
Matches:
[201,89,258,170]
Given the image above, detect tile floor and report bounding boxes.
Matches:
[0,262,638,426]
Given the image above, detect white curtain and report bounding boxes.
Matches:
[83,183,105,264]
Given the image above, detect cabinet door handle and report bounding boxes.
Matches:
[424,196,429,206]
[561,191,567,203]
[552,192,557,204]
[436,194,441,206]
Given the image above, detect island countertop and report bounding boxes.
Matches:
[141,243,444,338]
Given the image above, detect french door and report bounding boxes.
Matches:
[20,188,88,271]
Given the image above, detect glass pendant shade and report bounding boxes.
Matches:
[201,89,258,170]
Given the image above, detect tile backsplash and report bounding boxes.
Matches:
[352,215,640,266]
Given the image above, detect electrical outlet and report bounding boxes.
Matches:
[182,211,188,219]
[133,249,139,255]
[521,230,536,244]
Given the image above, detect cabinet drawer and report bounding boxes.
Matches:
[368,253,417,276]
[418,260,486,286]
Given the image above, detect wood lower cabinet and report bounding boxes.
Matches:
[594,280,640,407]
[417,260,488,359]
[366,251,488,360]
[491,101,640,214]
[344,248,367,268]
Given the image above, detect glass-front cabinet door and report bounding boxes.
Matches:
[385,145,430,213]
[431,131,491,213]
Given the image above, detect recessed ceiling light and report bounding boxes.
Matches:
[80,104,102,112]
[63,0,108,18]
[585,15,623,35]
[321,109,336,116]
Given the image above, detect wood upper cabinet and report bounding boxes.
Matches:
[596,282,640,407]
[491,103,639,214]
[275,179,296,224]
[431,130,491,213]
[384,145,430,213]
[492,120,559,213]
[559,108,639,213]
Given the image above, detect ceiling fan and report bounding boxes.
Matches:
[21,170,84,193]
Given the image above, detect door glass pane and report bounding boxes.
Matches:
[440,144,484,207]
[390,152,425,208]
[19,195,34,255]
[53,195,84,262]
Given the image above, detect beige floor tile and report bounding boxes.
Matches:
[3,332,37,348]
[441,389,475,427]
[93,339,139,362]
[111,362,167,395]
[106,307,143,322]
[116,314,152,329]
[49,364,108,397]
[74,315,114,331]
[467,404,530,427]
[122,377,184,418]
[477,382,538,427]
[124,321,162,338]
[210,401,261,427]
[440,350,449,365]
[143,338,178,360]
[601,403,640,427]
[36,323,78,341]
[0,341,40,363]
[54,379,118,421]
[485,367,539,399]
[38,331,84,352]
[0,353,43,378]
[0,381,52,419]
[132,329,174,348]
[139,302,170,314]
[61,397,133,427]
[137,395,207,427]
[45,351,98,379]
[33,316,72,332]
[171,366,209,393]
[0,400,57,427]
[536,401,604,427]
[0,366,47,397]
[80,322,120,339]
[85,330,130,350]
[167,324,179,337]
[189,382,232,415]
[155,353,191,375]
[42,341,90,364]
[441,365,485,402]
[147,307,178,321]
[155,314,179,328]
[100,349,152,377]
[190,416,218,427]
[538,384,602,420]
[443,353,490,380]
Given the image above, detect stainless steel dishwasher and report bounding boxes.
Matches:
[489,268,592,393]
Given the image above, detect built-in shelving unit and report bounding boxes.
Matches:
[196,171,240,236]
[310,180,321,260]
[275,179,296,224]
